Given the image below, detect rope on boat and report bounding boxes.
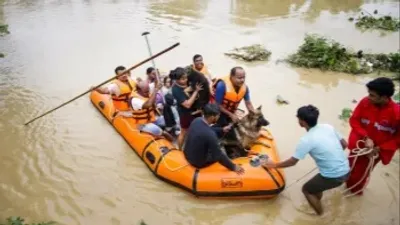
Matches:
[106,102,379,192]
[281,140,377,198]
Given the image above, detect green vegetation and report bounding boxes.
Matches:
[0,217,55,225]
[224,44,271,62]
[1,217,149,225]
[339,107,353,121]
[394,91,400,103]
[0,24,9,35]
[286,34,400,74]
[349,11,400,32]
[1,24,9,58]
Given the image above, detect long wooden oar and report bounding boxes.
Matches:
[24,42,180,126]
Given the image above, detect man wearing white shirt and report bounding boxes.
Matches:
[129,80,173,141]
[94,66,140,111]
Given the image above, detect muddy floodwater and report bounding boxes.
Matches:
[0,0,399,224]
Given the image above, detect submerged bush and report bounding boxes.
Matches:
[339,108,353,121]
[1,217,149,225]
[349,11,400,32]
[394,91,400,103]
[0,217,55,225]
[286,34,400,74]
[0,24,10,35]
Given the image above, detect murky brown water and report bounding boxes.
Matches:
[0,0,399,224]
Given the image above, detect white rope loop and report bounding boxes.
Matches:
[342,140,379,197]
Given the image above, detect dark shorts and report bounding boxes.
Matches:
[179,113,201,129]
[303,173,349,194]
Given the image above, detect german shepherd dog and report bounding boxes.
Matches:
[220,105,271,158]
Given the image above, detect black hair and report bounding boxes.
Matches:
[230,66,244,77]
[163,76,172,86]
[297,105,319,127]
[114,66,126,74]
[203,103,220,118]
[169,67,186,80]
[193,54,202,62]
[146,67,155,75]
[366,77,395,97]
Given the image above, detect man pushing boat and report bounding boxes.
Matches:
[263,105,350,215]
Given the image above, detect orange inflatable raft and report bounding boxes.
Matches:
[90,91,286,199]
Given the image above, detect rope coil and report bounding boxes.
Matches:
[342,139,378,197]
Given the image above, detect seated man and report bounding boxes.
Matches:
[94,66,138,111]
[263,105,350,215]
[145,67,165,119]
[183,103,245,174]
[129,80,173,141]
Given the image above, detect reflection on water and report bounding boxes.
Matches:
[230,0,307,26]
[147,0,209,28]
[295,68,364,91]
[229,0,367,27]
[304,0,363,22]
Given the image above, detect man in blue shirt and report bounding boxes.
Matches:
[214,67,254,127]
[263,105,350,215]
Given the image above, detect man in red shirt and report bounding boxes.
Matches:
[346,77,400,195]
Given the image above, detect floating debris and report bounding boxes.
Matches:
[384,172,390,177]
[286,34,400,74]
[224,44,271,62]
[276,95,289,105]
[349,11,400,31]
[0,24,10,35]
[0,53,4,58]
[339,107,353,121]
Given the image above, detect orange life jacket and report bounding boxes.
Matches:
[129,92,156,125]
[111,78,136,111]
[212,76,247,113]
[192,64,211,78]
